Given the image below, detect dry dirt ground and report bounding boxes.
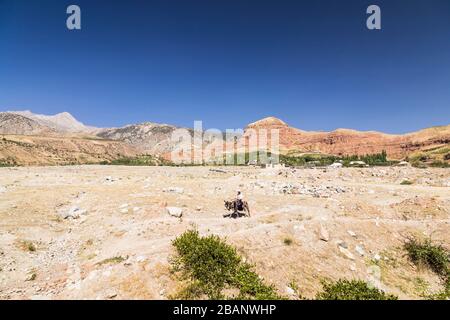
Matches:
[0,165,449,300]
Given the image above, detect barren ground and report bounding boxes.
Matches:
[0,165,449,300]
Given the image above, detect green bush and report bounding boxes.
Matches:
[108,155,172,166]
[404,237,449,278]
[316,279,398,300]
[400,180,413,185]
[171,230,282,300]
[404,237,450,300]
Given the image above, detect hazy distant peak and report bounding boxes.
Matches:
[7,110,93,133]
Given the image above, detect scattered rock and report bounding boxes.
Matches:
[60,206,87,219]
[167,207,183,218]
[285,286,296,296]
[373,254,381,262]
[136,256,147,263]
[319,225,329,242]
[347,230,356,237]
[338,246,355,260]
[355,245,365,257]
[163,187,184,194]
[337,241,348,249]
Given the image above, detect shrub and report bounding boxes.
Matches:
[404,237,449,278]
[171,230,282,300]
[404,237,450,300]
[400,180,413,185]
[316,279,397,300]
[97,256,126,266]
[19,240,36,252]
[283,238,293,246]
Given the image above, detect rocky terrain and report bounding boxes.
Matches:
[0,165,448,300]
[0,135,138,166]
[1,111,449,165]
[7,111,95,134]
[244,117,450,160]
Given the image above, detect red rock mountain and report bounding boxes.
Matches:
[241,117,450,159]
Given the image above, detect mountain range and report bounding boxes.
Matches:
[0,110,449,166]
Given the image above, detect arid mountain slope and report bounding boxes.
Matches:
[0,135,138,166]
[243,117,450,159]
[8,110,95,133]
[0,113,56,136]
[1,111,449,162]
[96,122,185,154]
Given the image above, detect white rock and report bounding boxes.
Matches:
[347,230,357,237]
[119,204,129,209]
[285,286,296,295]
[339,246,355,260]
[167,207,183,218]
[136,256,147,263]
[373,254,381,261]
[60,206,87,219]
[0,186,6,194]
[319,225,329,242]
[355,245,365,257]
[163,187,184,194]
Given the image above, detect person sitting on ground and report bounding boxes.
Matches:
[235,190,244,211]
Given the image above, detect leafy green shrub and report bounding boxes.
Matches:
[404,237,449,278]
[171,230,282,300]
[404,237,450,300]
[316,279,397,300]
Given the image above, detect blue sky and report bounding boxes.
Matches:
[0,0,449,133]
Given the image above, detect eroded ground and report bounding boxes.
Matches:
[0,165,449,300]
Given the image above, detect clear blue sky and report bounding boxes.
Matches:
[0,0,449,133]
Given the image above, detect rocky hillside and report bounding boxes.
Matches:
[96,122,184,154]
[1,111,449,163]
[8,110,94,133]
[0,113,56,136]
[242,117,450,160]
[0,135,139,166]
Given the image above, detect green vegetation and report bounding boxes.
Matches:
[97,256,127,266]
[283,238,293,246]
[408,146,450,168]
[171,230,282,300]
[315,279,398,300]
[404,237,450,299]
[19,240,36,252]
[429,161,450,168]
[400,180,413,185]
[280,150,397,167]
[106,155,172,166]
[0,157,17,167]
[404,237,449,278]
